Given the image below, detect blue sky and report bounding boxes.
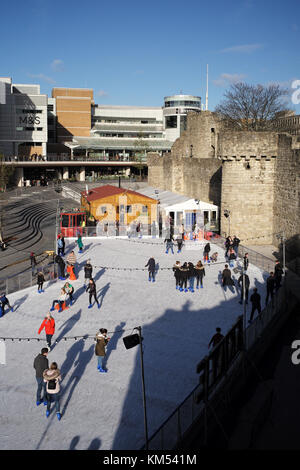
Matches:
[1,0,300,110]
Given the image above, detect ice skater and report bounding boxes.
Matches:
[194,260,205,289]
[176,235,183,253]
[77,234,84,253]
[86,278,100,309]
[228,248,236,268]
[55,254,66,280]
[164,235,174,254]
[0,293,13,317]
[43,362,62,420]
[145,257,156,282]
[188,262,195,292]
[37,270,45,293]
[94,328,110,373]
[84,259,93,287]
[57,236,64,256]
[173,261,181,290]
[210,252,218,263]
[249,288,262,323]
[33,347,49,406]
[237,272,250,304]
[221,264,235,290]
[203,242,211,263]
[179,262,189,292]
[243,253,249,271]
[38,312,55,350]
[64,281,75,306]
[50,288,67,313]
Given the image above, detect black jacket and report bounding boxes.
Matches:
[84,263,93,278]
[250,292,261,306]
[86,281,96,294]
[204,243,211,253]
[55,255,65,267]
[222,268,234,286]
[145,258,155,272]
[238,274,250,289]
[33,354,49,378]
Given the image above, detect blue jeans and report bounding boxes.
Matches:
[189,277,195,289]
[97,356,105,369]
[46,392,60,412]
[166,243,174,254]
[36,377,47,402]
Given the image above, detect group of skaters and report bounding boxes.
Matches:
[33,327,110,421]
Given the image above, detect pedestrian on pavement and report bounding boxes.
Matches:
[249,288,262,322]
[84,259,93,287]
[50,288,67,313]
[274,261,284,291]
[238,272,250,304]
[86,278,100,309]
[203,242,211,263]
[94,328,110,373]
[38,312,55,349]
[33,347,49,406]
[265,272,275,305]
[173,261,181,290]
[43,362,62,420]
[194,260,205,289]
[145,257,156,282]
[0,293,13,317]
[37,270,45,293]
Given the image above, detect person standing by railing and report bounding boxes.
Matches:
[30,252,37,275]
[274,260,284,291]
[249,288,262,323]
[37,270,45,293]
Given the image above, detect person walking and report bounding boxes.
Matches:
[84,259,93,287]
[30,252,37,275]
[37,270,45,293]
[238,272,250,304]
[55,254,66,280]
[208,327,224,349]
[243,253,249,271]
[203,242,211,263]
[43,362,62,420]
[249,288,262,323]
[33,347,49,406]
[0,293,13,317]
[94,328,110,373]
[38,312,55,350]
[188,262,195,292]
[64,281,75,306]
[222,264,235,290]
[194,260,205,289]
[164,235,174,254]
[265,272,275,305]
[179,262,189,292]
[145,257,156,282]
[77,234,84,254]
[173,261,181,290]
[274,261,284,291]
[50,288,67,313]
[86,278,100,309]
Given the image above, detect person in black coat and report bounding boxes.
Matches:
[265,272,275,305]
[243,253,249,271]
[84,259,93,287]
[249,288,262,322]
[179,262,189,292]
[55,254,66,280]
[187,262,195,292]
[222,264,234,289]
[176,236,183,253]
[203,243,211,263]
[225,236,233,258]
[232,236,240,256]
[274,261,284,291]
[194,261,205,289]
[33,348,49,406]
[173,261,181,290]
[145,257,156,282]
[86,278,100,309]
[238,272,250,304]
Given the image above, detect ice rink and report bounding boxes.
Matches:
[0,237,268,450]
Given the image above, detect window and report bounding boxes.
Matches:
[61,215,69,227]
[16,127,23,131]
[165,116,177,129]
[25,127,35,131]
[47,105,54,111]
[37,127,43,131]
[101,206,107,214]
[126,205,132,213]
[142,205,148,214]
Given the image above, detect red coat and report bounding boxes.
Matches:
[38,317,55,335]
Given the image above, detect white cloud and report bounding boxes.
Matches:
[96,90,108,97]
[27,73,56,84]
[220,43,263,53]
[51,59,64,72]
[213,73,247,87]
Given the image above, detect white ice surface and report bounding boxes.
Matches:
[0,238,268,450]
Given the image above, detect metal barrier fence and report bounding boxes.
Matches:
[0,261,57,295]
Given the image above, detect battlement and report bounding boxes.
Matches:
[218,155,277,161]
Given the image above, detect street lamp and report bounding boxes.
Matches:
[223,209,231,237]
[190,144,193,158]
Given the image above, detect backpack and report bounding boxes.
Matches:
[48,379,56,390]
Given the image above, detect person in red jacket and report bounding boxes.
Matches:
[38,312,55,350]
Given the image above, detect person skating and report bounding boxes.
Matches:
[84,259,93,287]
[94,328,110,373]
[30,252,37,275]
[38,312,55,349]
[187,262,195,292]
[86,278,100,309]
[176,235,183,253]
[249,288,262,323]
[0,293,13,317]
[37,270,45,293]
[164,235,174,254]
[225,236,233,258]
[57,236,64,257]
[145,257,156,282]
[33,347,49,406]
[222,264,235,290]
[237,272,250,304]
[43,362,62,420]
[194,260,205,289]
[55,254,66,280]
[243,253,249,271]
[50,288,67,313]
[274,260,284,291]
[173,261,181,290]
[210,252,218,263]
[77,234,84,253]
[203,242,211,263]
[228,248,236,268]
[179,262,189,292]
[64,281,75,306]
[265,272,275,305]
[208,328,224,349]
[66,250,77,278]
[232,235,240,257]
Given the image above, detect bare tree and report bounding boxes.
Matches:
[215,82,289,131]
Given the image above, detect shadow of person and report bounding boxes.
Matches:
[69,435,80,450]
[97,282,110,309]
[94,267,106,283]
[52,309,82,351]
[105,321,126,366]
[12,294,29,312]
[87,438,101,450]
[60,340,94,416]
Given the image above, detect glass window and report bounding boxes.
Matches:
[126,205,132,213]
[61,214,69,227]
[165,116,177,129]
[142,205,148,213]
